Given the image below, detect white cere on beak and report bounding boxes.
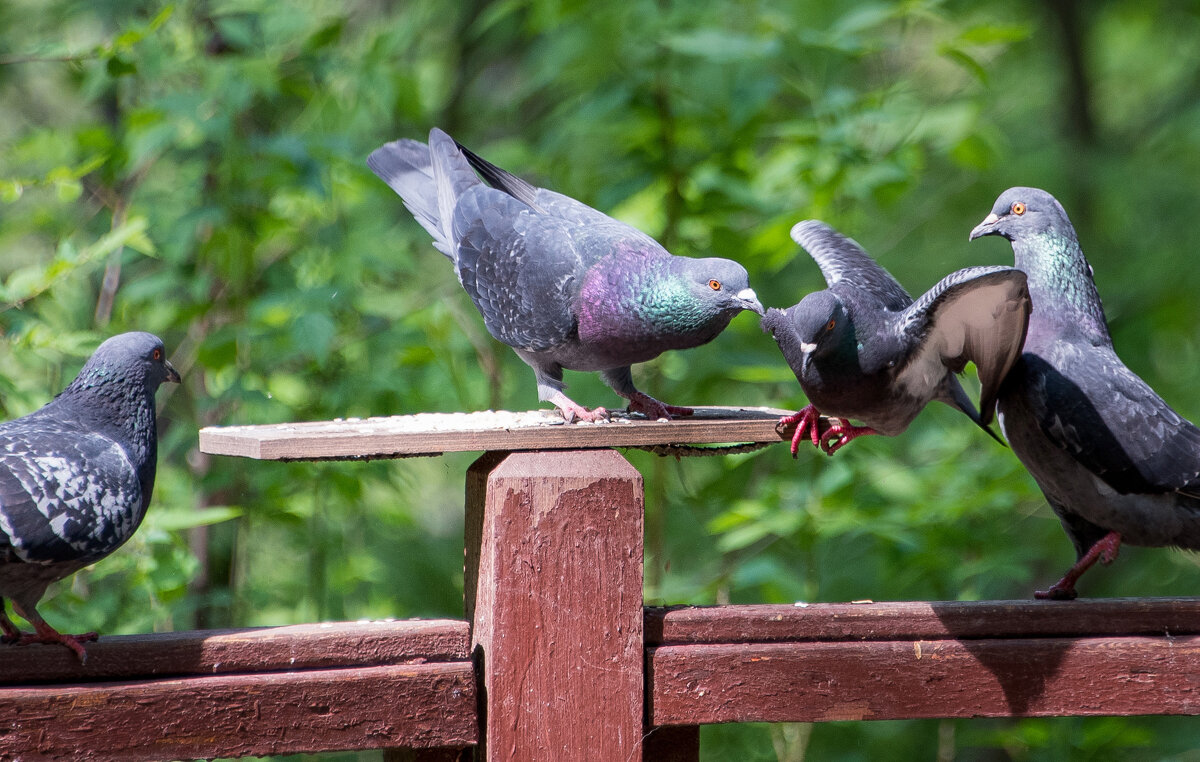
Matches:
[736,288,758,302]
[799,341,818,354]
[981,212,999,225]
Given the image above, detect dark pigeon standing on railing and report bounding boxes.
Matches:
[971,187,1200,599]
[763,220,1030,455]
[0,332,179,660]
[367,128,764,422]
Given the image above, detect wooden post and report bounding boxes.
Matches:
[466,450,644,761]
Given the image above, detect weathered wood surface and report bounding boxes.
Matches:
[198,406,793,459]
[647,599,1200,726]
[649,636,1200,724]
[0,662,477,760]
[645,598,1200,644]
[0,620,476,760]
[0,619,469,685]
[466,450,645,761]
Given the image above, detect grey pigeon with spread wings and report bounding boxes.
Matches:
[763,220,1030,455]
[367,128,763,422]
[0,332,179,660]
[971,187,1200,599]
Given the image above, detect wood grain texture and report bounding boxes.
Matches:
[648,636,1200,725]
[466,450,644,761]
[0,662,477,760]
[0,619,470,685]
[198,406,793,460]
[645,599,1200,645]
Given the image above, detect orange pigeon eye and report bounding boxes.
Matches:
[1011,201,1026,215]
[152,348,162,361]
[708,279,721,290]
[825,319,836,331]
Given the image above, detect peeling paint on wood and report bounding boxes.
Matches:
[466,450,644,761]
[645,599,1200,645]
[0,619,470,686]
[0,662,477,760]
[648,636,1200,725]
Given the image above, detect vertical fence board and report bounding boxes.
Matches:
[466,450,644,761]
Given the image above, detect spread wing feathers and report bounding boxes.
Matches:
[897,267,1031,424]
[0,423,142,566]
[1019,344,1200,496]
[454,189,584,352]
[790,220,911,310]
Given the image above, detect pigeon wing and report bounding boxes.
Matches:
[453,186,584,353]
[0,422,143,566]
[897,267,1031,425]
[1016,342,1200,495]
[790,220,912,310]
[457,140,658,240]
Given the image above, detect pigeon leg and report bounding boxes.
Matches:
[546,390,610,423]
[624,391,693,420]
[1034,531,1122,601]
[9,601,97,663]
[601,367,693,420]
[819,420,879,455]
[532,362,610,423]
[778,405,825,457]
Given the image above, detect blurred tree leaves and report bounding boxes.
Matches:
[3,0,1200,759]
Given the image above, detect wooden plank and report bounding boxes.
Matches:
[648,636,1200,725]
[0,662,477,760]
[198,406,793,460]
[645,599,1200,645]
[467,450,644,761]
[0,619,470,685]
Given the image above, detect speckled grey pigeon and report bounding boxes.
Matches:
[971,187,1200,599]
[763,220,1030,455]
[0,332,179,660]
[367,128,763,422]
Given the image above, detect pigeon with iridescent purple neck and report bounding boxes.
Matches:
[971,187,1200,600]
[0,332,180,661]
[368,128,763,422]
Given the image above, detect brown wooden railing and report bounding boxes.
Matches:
[2,408,1198,760]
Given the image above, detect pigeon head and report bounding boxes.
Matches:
[788,290,853,362]
[970,186,1109,345]
[676,257,764,317]
[648,256,763,335]
[968,187,1075,243]
[61,332,181,401]
[761,290,853,373]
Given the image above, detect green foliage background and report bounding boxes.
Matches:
[3,0,1200,758]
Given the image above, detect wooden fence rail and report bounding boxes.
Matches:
[2,409,1196,760]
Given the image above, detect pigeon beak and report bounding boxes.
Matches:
[969,212,1000,241]
[164,360,182,384]
[736,288,765,316]
[799,341,818,354]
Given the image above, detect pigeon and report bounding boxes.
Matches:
[0,332,180,660]
[763,220,1030,455]
[367,128,764,422]
[971,187,1200,599]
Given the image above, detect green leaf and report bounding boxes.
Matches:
[149,506,244,532]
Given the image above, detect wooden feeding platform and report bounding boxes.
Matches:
[197,405,796,459]
[5,406,1200,761]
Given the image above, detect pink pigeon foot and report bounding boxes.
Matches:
[1034,531,1122,601]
